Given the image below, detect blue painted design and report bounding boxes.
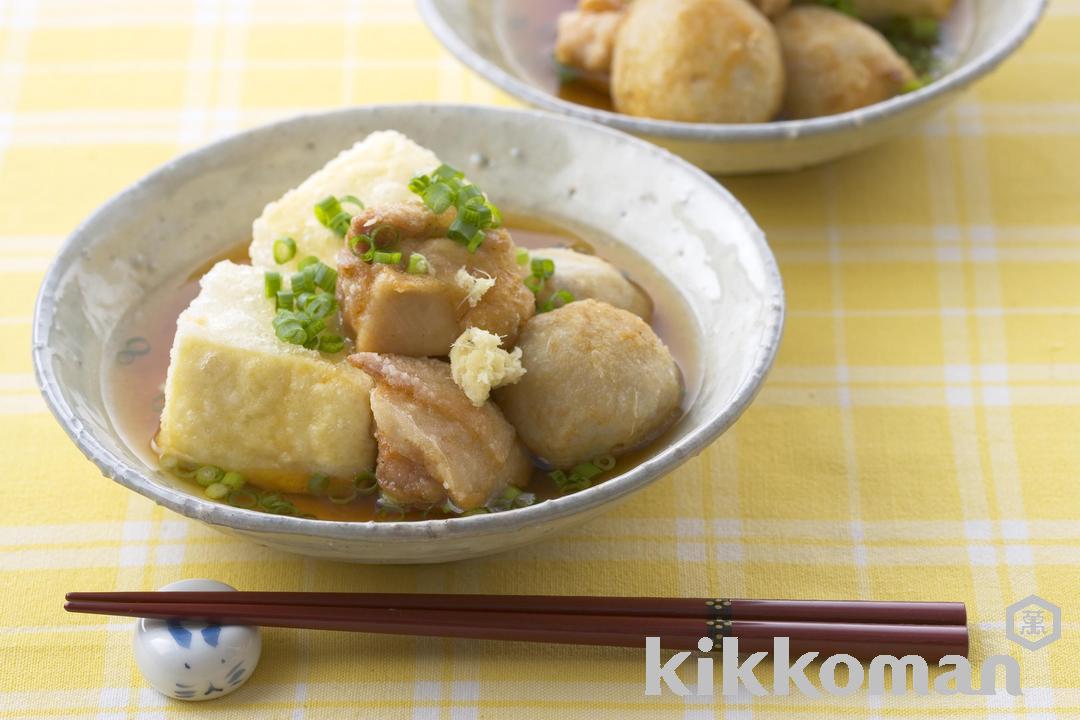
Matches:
[166,620,192,649]
[201,624,221,647]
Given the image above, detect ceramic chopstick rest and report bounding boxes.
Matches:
[132,579,261,701]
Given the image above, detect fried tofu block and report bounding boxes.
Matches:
[249,130,439,271]
[156,261,376,494]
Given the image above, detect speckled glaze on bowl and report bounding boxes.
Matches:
[418,0,1047,174]
[33,104,783,563]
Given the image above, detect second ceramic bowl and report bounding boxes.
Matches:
[418,0,1047,174]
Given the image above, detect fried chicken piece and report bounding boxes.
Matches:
[336,203,535,358]
[350,353,531,510]
[555,7,626,77]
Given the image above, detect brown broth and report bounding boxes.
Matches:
[104,219,701,522]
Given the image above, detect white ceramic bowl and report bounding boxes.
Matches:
[33,104,783,563]
[418,0,1047,174]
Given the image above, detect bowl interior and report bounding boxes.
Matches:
[34,104,781,552]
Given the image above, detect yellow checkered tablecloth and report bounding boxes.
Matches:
[2,0,1078,717]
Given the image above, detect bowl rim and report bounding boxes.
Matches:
[32,102,784,544]
[416,0,1049,141]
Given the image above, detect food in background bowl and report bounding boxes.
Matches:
[132,131,689,522]
[554,0,951,122]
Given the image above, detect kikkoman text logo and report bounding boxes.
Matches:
[644,594,1061,698]
[644,637,1020,697]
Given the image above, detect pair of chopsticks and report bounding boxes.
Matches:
[64,592,968,660]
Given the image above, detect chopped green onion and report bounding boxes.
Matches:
[273,236,297,264]
[328,483,358,504]
[305,318,327,337]
[593,454,616,471]
[372,251,402,264]
[515,248,530,265]
[350,234,375,260]
[264,271,282,298]
[302,293,336,320]
[227,488,258,508]
[221,471,245,490]
[571,461,604,482]
[355,471,378,496]
[462,507,490,516]
[205,482,229,500]
[317,334,345,354]
[313,263,337,293]
[308,473,330,496]
[514,492,536,508]
[340,194,364,210]
[407,164,501,251]
[273,310,308,345]
[276,291,294,311]
[298,255,320,270]
[369,224,401,246]
[550,460,605,495]
[433,163,464,181]
[448,217,479,246]
[159,454,180,472]
[314,196,352,237]
[406,252,430,275]
[291,270,315,294]
[258,492,284,510]
[195,465,223,487]
[539,289,575,313]
[531,258,555,279]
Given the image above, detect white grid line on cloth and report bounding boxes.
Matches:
[923,103,1004,659]
[955,88,1060,717]
[823,164,870,599]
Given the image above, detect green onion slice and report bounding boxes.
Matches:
[328,484,358,505]
[195,465,223,487]
[372,251,402,264]
[298,255,320,270]
[264,271,282,298]
[355,471,378,496]
[273,236,297,264]
[308,473,330,496]
[593,454,616,471]
[406,253,430,275]
[227,488,258,509]
[221,471,245,490]
[205,482,229,500]
[317,334,345,354]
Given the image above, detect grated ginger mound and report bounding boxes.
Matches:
[455,267,496,308]
[449,327,526,406]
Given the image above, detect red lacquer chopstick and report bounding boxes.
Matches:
[64,592,966,625]
[64,597,968,660]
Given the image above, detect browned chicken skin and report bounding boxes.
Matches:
[349,352,532,510]
[336,203,534,358]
